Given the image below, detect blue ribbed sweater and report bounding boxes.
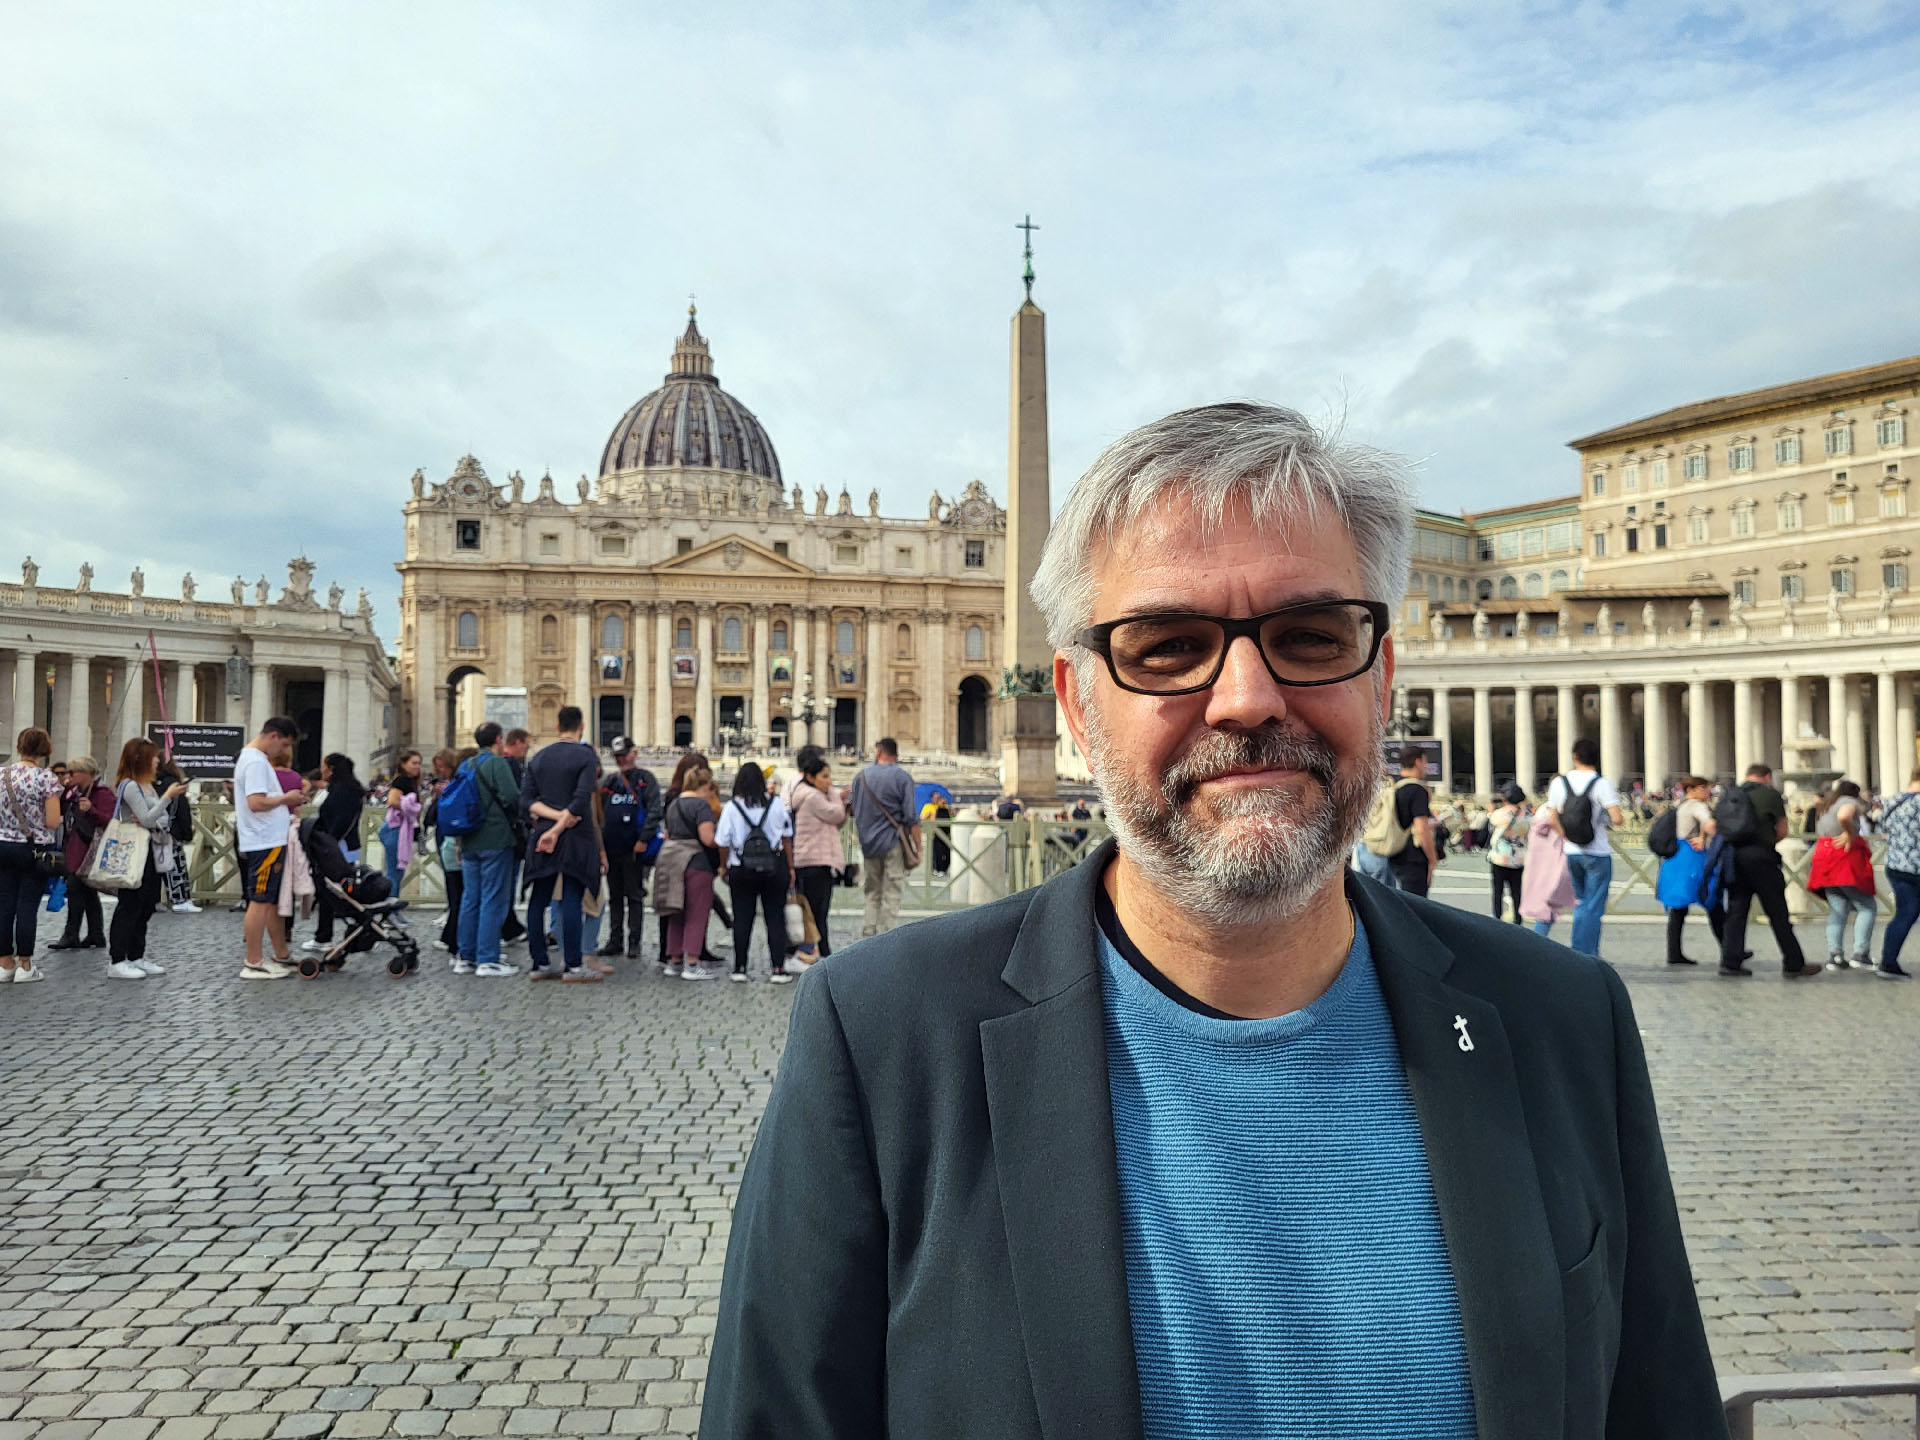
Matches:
[1098,920,1478,1438]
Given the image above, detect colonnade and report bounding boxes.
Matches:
[1409,668,1917,798]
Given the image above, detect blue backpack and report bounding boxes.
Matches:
[435,760,488,838]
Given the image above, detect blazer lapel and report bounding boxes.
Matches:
[1352,877,1566,1439]
[981,842,1146,1440]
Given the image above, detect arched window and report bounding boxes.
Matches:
[1523,573,1544,598]
[1475,579,1493,601]
[772,621,789,651]
[896,623,913,658]
[965,624,985,661]
[675,617,692,648]
[600,613,623,650]
[1442,577,1455,601]
[1498,575,1519,599]
[837,619,855,654]
[722,615,744,652]
[456,611,479,648]
[539,614,558,653]
[1426,573,1439,601]
[1549,568,1569,592]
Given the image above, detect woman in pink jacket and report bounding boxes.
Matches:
[787,751,849,958]
[1520,804,1576,938]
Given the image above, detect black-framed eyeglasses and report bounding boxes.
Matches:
[1073,599,1390,696]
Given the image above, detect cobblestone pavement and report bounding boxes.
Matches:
[2,863,1916,1440]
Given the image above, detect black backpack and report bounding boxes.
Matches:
[731,800,780,875]
[1714,785,1762,847]
[1555,773,1598,846]
[1646,807,1679,859]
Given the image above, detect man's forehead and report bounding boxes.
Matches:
[1089,497,1360,611]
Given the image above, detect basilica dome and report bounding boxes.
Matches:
[598,310,782,483]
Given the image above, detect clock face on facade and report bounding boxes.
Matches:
[456,478,484,501]
[962,499,991,527]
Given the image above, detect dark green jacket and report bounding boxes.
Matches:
[465,752,519,854]
[701,841,1727,1440]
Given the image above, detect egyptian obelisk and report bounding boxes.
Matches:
[1000,215,1058,800]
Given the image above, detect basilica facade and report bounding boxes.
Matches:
[397,310,1011,757]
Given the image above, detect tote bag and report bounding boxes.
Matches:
[80,815,151,891]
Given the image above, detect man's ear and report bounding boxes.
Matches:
[1056,652,1091,757]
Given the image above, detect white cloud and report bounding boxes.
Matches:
[1,0,1917,636]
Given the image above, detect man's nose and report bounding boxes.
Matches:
[1202,633,1288,730]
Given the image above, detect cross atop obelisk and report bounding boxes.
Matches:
[1017,214,1039,299]
[1001,215,1057,800]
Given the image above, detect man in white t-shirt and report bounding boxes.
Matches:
[1540,735,1624,958]
[233,716,305,980]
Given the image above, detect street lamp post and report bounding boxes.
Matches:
[779,672,824,750]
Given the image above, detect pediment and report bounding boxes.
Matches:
[652,534,813,577]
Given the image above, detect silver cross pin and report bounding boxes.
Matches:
[1453,1015,1475,1053]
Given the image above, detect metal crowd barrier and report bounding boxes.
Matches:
[1720,1306,1920,1437]
[1606,821,1896,918]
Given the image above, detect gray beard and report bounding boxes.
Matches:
[1083,701,1381,926]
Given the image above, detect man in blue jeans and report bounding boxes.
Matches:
[1541,736,1623,957]
[455,722,522,977]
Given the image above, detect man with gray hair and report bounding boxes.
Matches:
[703,403,1725,1438]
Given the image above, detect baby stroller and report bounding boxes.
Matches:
[299,818,420,979]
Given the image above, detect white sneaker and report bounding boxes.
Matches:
[782,956,815,975]
[769,971,795,985]
[107,961,148,981]
[475,961,518,977]
[660,959,683,977]
[11,965,44,984]
[451,959,474,974]
[680,962,719,981]
[240,959,293,980]
[431,939,450,952]
[728,970,749,983]
[171,901,201,914]
[135,959,166,977]
[301,940,325,952]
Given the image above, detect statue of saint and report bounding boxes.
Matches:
[410,468,426,499]
[357,588,373,618]
[1641,600,1657,633]
[1688,597,1705,630]
[1515,608,1531,637]
[1557,603,1573,636]
[1471,607,1490,639]
[929,490,943,521]
[1880,585,1896,618]
[837,488,854,517]
[255,576,270,605]
[181,572,196,602]
[510,471,524,504]
[868,489,881,518]
[578,476,590,504]
[1827,585,1843,619]
[232,575,246,605]
[130,566,145,598]
[793,485,805,511]
[21,556,36,588]
[1428,611,1446,641]
[328,582,344,611]
[76,562,93,593]
[1595,602,1612,633]
[814,486,828,516]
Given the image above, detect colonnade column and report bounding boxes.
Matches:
[1643,683,1668,793]
[1472,685,1493,799]
[694,605,715,749]
[1827,673,1851,780]
[864,611,886,750]
[321,665,346,757]
[750,605,771,746]
[1599,682,1624,782]
[921,611,947,753]
[1897,677,1916,786]
[1553,683,1577,771]
[1878,672,1900,798]
[570,605,592,720]
[790,609,811,747]
[812,609,831,747]
[1513,684,1536,796]
[13,651,38,738]
[629,601,650,748]
[1431,688,1452,792]
[66,655,92,762]
[250,662,274,736]
[1845,678,1868,789]
[1687,679,1710,780]
[1732,679,1755,779]
[1781,676,1802,766]
[653,606,673,748]
[115,657,146,760]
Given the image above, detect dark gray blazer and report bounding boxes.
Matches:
[701,840,1727,1440]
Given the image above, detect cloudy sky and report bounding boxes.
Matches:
[5,1,1918,642]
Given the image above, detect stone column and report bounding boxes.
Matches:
[750,604,771,745]
[630,602,650,747]
[12,651,37,738]
[67,654,92,762]
[413,596,441,749]
[694,603,715,748]
[1599,682,1624,783]
[1472,685,1493,799]
[789,608,811,747]
[1556,683,1578,767]
[1898,677,1916,785]
[250,660,274,736]
[1513,684,1536,796]
[1878,671,1900,797]
[1733,678,1755,779]
[921,610,947,754]
[1687,679,1710,780]
[654,605,673,747]
[322,663,346,756]
[1827,672,1851,779]
[1642,683,1668,794]
[184,663,202,725]
[1431,688,1452,792]
[813,609,831,745]
[865,610,886,750]
[571,605,592,719]
[113,656,145,761]
[1781,676,1802,769]
[1845,676,1868,788]
[501,598,528,690]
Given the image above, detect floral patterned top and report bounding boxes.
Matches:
[0,762,62,845]
[1882,792,1920,875]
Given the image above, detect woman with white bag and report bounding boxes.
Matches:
[105,738,185,980]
